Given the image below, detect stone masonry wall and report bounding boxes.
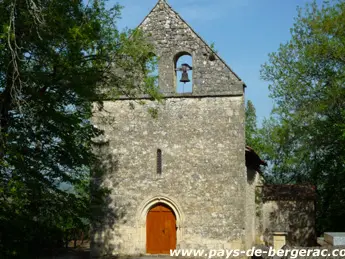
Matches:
[261,200,316,247]
[254,186,316,248]
[246,169,265,248]
[91,96,246,256]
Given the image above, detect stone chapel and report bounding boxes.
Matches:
[91,0,316,257]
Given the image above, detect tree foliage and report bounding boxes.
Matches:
[0,0,158,257]
[260,0,345,233]
[245,100,265,153]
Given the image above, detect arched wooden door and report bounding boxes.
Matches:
[146,203,176,254]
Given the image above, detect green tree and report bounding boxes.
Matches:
[0,0,158,257]
[261,0,345,233]
[245,100,258,148]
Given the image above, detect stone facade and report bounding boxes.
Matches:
[92,97,246,256]
[91,0,247,256]
[91,0,316,257]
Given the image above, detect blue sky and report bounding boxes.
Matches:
[110,0,321,124]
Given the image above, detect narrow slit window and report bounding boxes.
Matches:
[157,149,162,175]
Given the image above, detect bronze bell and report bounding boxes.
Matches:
[180,71,190,83]
[176,63,192,84]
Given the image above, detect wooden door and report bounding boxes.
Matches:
[146,204,176,254]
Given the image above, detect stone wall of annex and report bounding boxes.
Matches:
[260,200,316,247]
[245,168,265,248]
[255,185,317,248]
[91,96,246,256]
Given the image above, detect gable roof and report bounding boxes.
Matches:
[137,0,246,87]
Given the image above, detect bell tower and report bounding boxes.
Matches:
[138,0,245,96]
[91,0,248,256]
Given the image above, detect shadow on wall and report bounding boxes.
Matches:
[247,167,257,185]
[267,200,316,247]
[262,185,317,247]
[90,139,127,257]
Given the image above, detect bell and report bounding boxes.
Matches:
[180,71,190,83]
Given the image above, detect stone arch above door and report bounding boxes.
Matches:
[136,195,184,253]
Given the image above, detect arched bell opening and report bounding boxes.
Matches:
[174,52,193,93]
[146,52,159,89]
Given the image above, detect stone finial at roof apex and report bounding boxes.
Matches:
[158,0,168,6]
